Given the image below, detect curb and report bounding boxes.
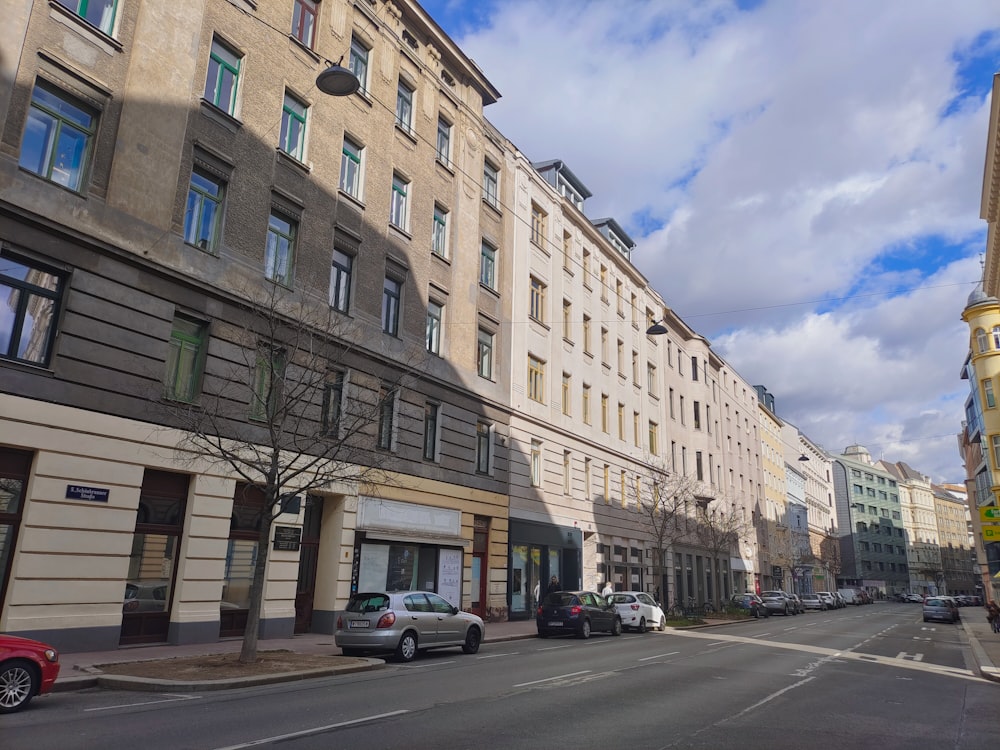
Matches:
[53,658,385,693]
[959,618,1000,684]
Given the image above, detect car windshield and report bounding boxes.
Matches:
[346,593,390,613]
[546,592,578,606]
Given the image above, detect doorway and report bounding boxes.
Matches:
[294,496,323,633]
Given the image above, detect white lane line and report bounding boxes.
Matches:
[477,652,519,659]
[706,641,729,647]
[513,670,591,688]
[723,676,816,723]
[399,660,455,668]
[212,710,410,750]
[85,694,199,712]
[755,632,773,637]
[537,644,574,651]
[638,651,680,662]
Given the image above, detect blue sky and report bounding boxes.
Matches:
[420,0,1000,482]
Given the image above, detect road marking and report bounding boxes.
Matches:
[537,644,574,651]
[912,637,931,641]
[212,710,410,750]
[477,652,519,659]
[895,652,924,661]
[723,676,816,722]
[514,670,591,687]
[638,651,680,661]
[399,660,455,668]
[754,632,773,637]
[85,694,199,712]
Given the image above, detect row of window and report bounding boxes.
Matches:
[850,485,900,502]
[849,468,898,488]
[851,502,902,519]
[860,560,908,573]
[858,541,906,555]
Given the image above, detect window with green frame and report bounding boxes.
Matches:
[279,92,308,160]
[19,82,96,192]
[265,210,296,285]
[249,348,285,421]
[164,315,207,402]
[55,0,117,35]
[204,39,241,115]
[183,167,225,252]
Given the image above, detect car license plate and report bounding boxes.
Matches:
[349,620,370,629]
[548,621,562,627]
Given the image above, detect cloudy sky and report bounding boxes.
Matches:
[421,0,1000,483]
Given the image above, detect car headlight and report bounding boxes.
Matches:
[43,648,58,663]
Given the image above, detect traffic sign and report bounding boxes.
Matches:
[983,526,1000,540]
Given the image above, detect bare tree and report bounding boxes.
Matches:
[163,282,415,663]
[694,497,753,609]
[631,463,702,606]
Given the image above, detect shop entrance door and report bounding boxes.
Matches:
[510,544,543,619]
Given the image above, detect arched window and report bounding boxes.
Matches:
[993,326,1000,350]
[977,328,989,352]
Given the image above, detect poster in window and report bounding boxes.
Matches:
[437,548,462,606]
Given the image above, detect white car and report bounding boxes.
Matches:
[606,591,666,632]
[816,592,836,609]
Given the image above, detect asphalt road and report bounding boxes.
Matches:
[6,605,998,750]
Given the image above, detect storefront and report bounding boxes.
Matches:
[351,496,469,607]
[508,519,581,620]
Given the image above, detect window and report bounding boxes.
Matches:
[531,440,542,487]
[477,327,494,379]
[584,458,592,499]
[648,421,658,454]
[693,401,701,429]
[582,250,592,286]
[528,355,545,403]
[582,315,592,354]
[616,279,623,316]
[19,82,96,192]
[601,394,609,433]
[529,277,546,322]
[426,301,443,355]
[396,79,413,132]
[382,276,401,336]
[563,300,572,340]
[480,240,497,289]
[390,174,409,230]
[977,328,989,352]
[204,39,241,115]
[378,388,395,451]
[329,249,353,312]
[562,233,572,271]
[55,0,117,35]
[183,167,225,252]
[582,384,591,424]
[423,403,439,461]
[436,117,451,166]
[323,370,345,436]
[279,92,308,160]
[562,373,571,415]
[985,379,996,409]
[339,136,363,198]
[0,253,62,366]
[250,348,285,421]
[633,411,640,447]
[476,422,491,473]
[164,315,206,402]
[483,161,499,207]
[691,355,699,380]
[603,464,610,503]
[647,363,656,392]
[601,327,608,364]
[696,451,703,481]
[531,204,546,247]
[617,402,625,440]
[994,326,1000,350]
[291,0,318,48]
[349,36,369,93]
[600,265,608,302]
[265,211,296,285]
[632,350,639,383]
[432,205,448,258]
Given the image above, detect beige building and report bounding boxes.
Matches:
[1,0,513,650]
[884,462,941,595]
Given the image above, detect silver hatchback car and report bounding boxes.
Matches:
[335,591,485,662]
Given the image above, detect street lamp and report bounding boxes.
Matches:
[797,453,809,462]
[316,57,360,97]
[646,319,668,336]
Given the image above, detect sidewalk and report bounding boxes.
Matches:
[51,609,1000,693]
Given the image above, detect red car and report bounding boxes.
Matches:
[0,634,61,713]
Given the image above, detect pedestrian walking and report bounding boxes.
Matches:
[601,581,614,597]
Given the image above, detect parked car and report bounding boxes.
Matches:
[800,593,826,611]
[730,593,769,618]
[0,634,61,713]
[537,590,623,639]
[786,593,805,614]
[334,591,484,662]
[902,593,924,603]
[923,596,959,624]
[837,588,862,605]
[607,591,665,632]
[760,591,794,616]
[816,592,837,609]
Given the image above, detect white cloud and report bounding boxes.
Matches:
[450,0,1000,480]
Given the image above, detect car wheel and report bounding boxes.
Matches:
[658,616,666,632]
[611,617,622,636]
[462,626,482,654]
[578,619,592,639]
[0,660,38,714]
[394,631,418,662]
[637,617,647,633]
[783,606,789,616]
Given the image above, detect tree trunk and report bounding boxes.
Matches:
[238,513,272,665]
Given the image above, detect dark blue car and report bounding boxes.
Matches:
[536,590,623,639]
